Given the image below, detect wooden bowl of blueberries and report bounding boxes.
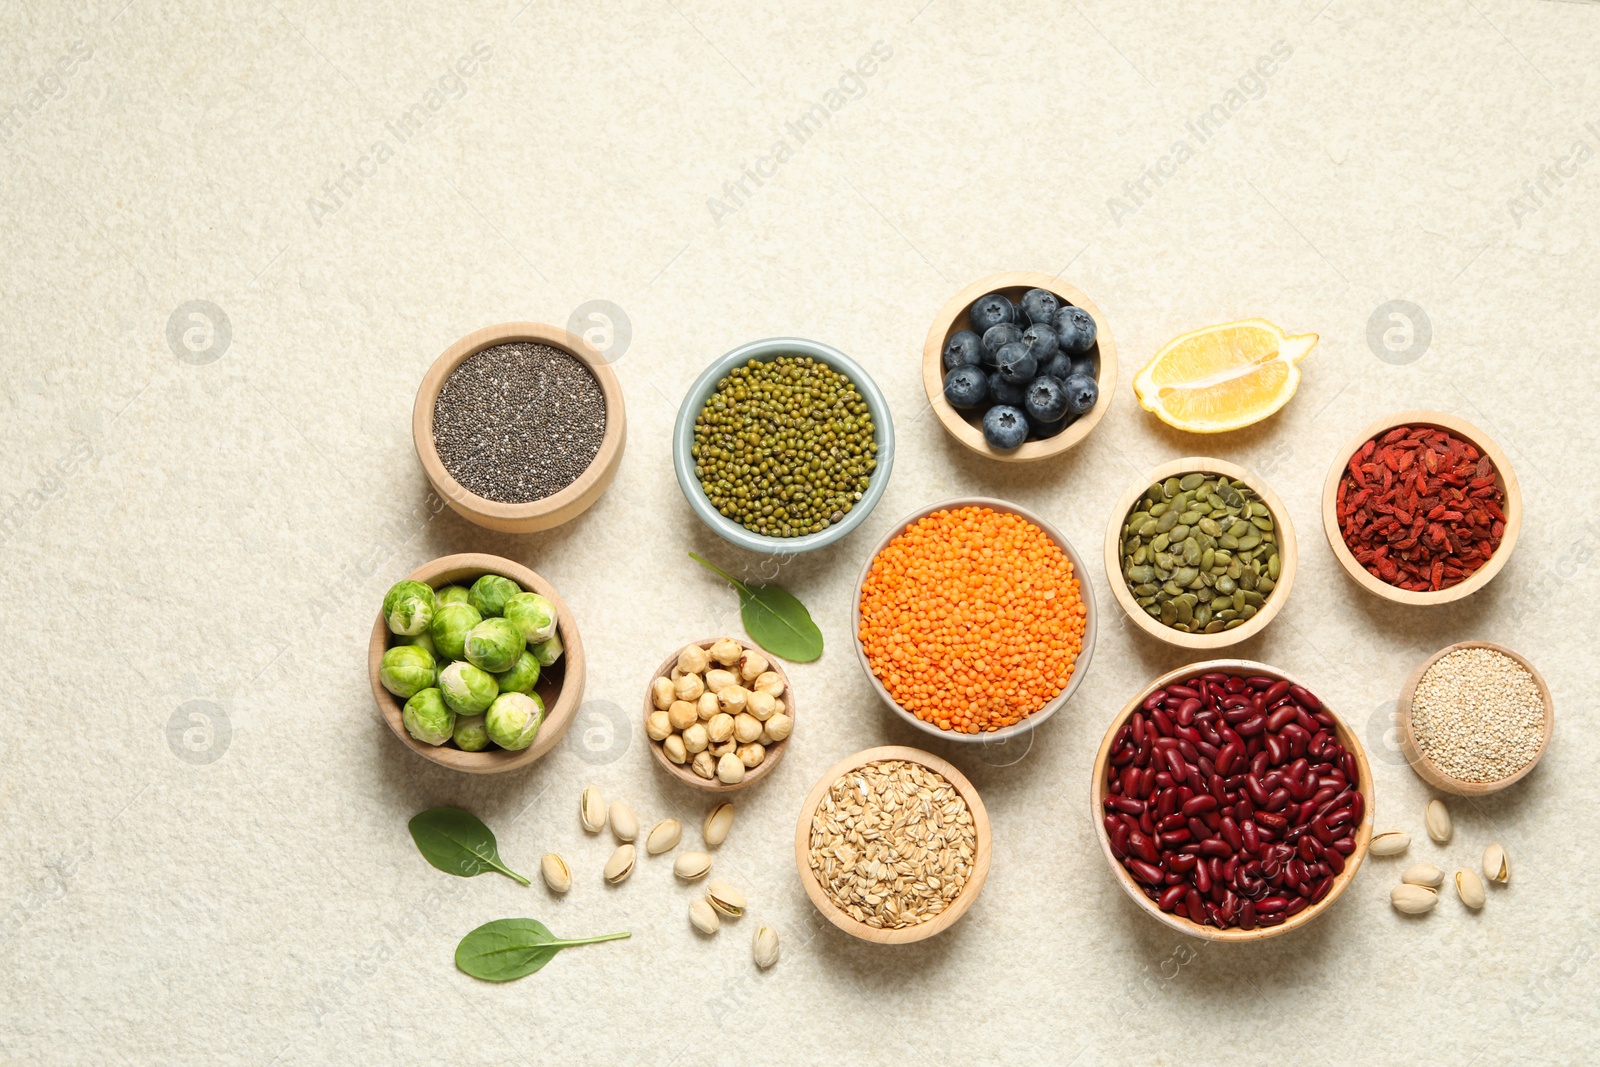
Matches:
[922,271,1117,462]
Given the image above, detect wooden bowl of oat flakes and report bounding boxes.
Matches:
[794,746,992,944]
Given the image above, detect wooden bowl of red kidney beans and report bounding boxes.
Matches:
[1091,661,1374,941]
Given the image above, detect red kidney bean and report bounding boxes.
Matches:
[1156,813,1185,833]
[1194,860,1212,893]
[1348,791,1365,827]
[1265,788,1290,812]
[1285,896,1308,917]
[1120,765,1140,798]
[1266,706,1297,732]
[1198,838,1231,859]
[1215,742,1241,775]
[1107,795,1143,816]
[1311,876,1333,902]
[1143,691,1167,712]
[1257,895,1289,914]
[1129,831,1159,864]
[1296,708,1319,734]
[1159,830,1191,848]
[1139,810,1155,836]
[1324,847,1344,875]
[1263,679,1291,704]
[1110,746,1135,766]
[1326,808,1353,831]
[1240,820,1260,854]
[1290,684,1321,711]
[1159,885,1185,911]
[1220,816,1242,851]
[1182,795,1217,817]
[1235,715,1266,737]
[1263,734,1287,765]
[1151,708,1175,735]
[1128,859,1164,884]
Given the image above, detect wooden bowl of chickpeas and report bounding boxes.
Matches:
[644,637,795,793]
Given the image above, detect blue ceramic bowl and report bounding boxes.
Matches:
[673,337,895,554]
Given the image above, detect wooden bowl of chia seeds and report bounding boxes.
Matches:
[414,322,626,533]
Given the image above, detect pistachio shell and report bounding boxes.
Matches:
[1455,868,1486,909]
[603,844,635,884]
[703,802,734,847]
[707,880,746,917]
[752,925,779,969]
[673,851,712,880]
[689,897,720,934]
[1391,884,1438,914]
[580,786,606,833]
[609,801,638,843]
[1402,863,1445,888]
[1369,830,1410,856]
[1425,799,1453,843]
[540,853,571,893]
[1483,842,1510,884]
[646,819,681,854]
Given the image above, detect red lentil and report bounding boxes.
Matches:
[1335,425,1505,591]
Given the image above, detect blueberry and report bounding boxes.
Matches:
[1069,353,1097,380]
[1040,352,1073,382]
[1023,374,1067,423]
[981,323,1022,362]
[1019,288,1060,326]
[942,365,988,409]
[1027,410,1072,440]
[942,330,984,371]
[1021,322,1059,361]
[995,342,1037,384]
[1063,372,1099,416]
[968,293,1016,334]
[982,404,1029,450]
[1053,306,1097,353]
[987,371,1026,408]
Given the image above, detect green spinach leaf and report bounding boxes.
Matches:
[455,918,630,981]
[689,552,823,662]
[407,807,529,886]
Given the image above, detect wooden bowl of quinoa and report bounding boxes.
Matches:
[414,322,626,533]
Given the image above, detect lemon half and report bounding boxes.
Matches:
[1133,319,1318,433]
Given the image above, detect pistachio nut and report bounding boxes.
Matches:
[650,676,676,711]
[1425,799,1453,844]
[1390,883,1438,914]
[689,897,721,934]
[752,925,780,969]
[1483,842,1510,884]
[1455,868,1486,909]
[604,843,635,884]
[645,710,672,741]
[677,644,711,675]
[716,752,746,784]
[609,800,639,843]
[645,819,682,855]
[1402,863,1445,888]
[541,853,572,894]
[663,734,688,764]
[708,637,742,667]
[692,750,716,779]
[673,851,712,881]
[707,880,746,917]
[1368,830,1409,856]
[580,786,606,833]
[703,802,734,847]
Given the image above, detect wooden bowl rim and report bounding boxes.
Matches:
[1396,640,1554,795]
[412,322,626,528]
[670,335,896,554]
[1089,660,1374,942]
[851,496,1098,742]
[793,745,992,944]
[1319,410,1522,605]
[367,552,586,774]
[1102,457,1298,650]
[920,271,1118,463]
[643,637,794,793]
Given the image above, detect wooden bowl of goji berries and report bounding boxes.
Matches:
[1091,661,1374,942]
[1322,411,1522,606]
[853,498,1096,741]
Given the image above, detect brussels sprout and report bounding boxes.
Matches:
[452,714,490,752]
[382,580,438,636]
[397,630,439,660]
[436,584,471,606]
[430,602,482,662]
[503,592,558,643]
[531,633,564,667]
[380,643,436,698]
[402,688,455,746]
[495,651,541,695]
[464,617,525,673]
[439,660,499,715]
[468,574,522,618]
[485,691,544,751]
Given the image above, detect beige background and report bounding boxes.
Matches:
[3,1,1597,1064]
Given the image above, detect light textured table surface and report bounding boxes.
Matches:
[3,2,1597,1064]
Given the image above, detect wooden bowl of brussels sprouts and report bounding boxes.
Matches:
[922,271,1117,462]
[368,553,586,774]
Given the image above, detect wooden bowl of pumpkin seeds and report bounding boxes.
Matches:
[1103,458,1297,650]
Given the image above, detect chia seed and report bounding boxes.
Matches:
[432,342,607,504]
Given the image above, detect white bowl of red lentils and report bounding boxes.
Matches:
[852,498,1096,741]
